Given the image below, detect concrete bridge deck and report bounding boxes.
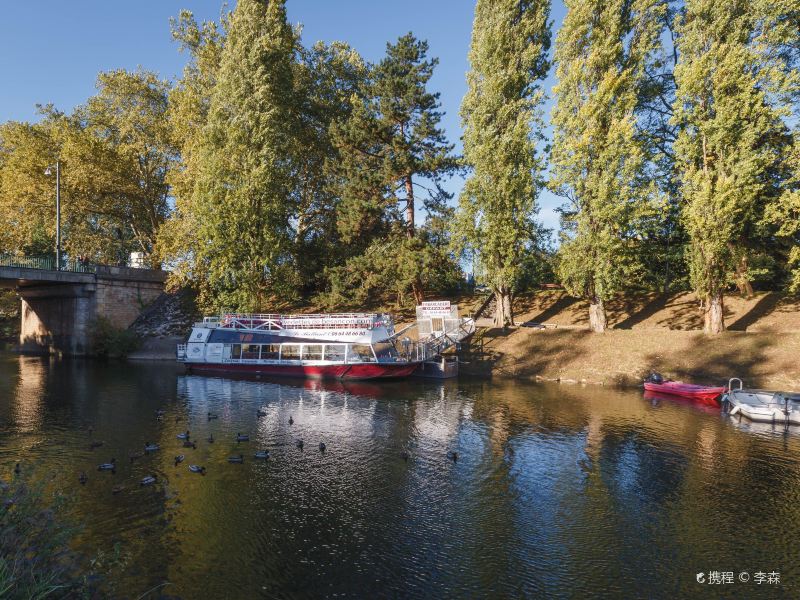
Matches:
[0,262,166,356]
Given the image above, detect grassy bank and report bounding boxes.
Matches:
[463,290,800,389]
[466,328,800,389]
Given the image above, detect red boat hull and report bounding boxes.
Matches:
[643,381,724,406]
[184,361,420,381]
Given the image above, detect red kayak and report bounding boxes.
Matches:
[643,380,725,406]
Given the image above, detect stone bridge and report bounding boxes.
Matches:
[0,263,166,356]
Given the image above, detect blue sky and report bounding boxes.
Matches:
[0,0,566,232]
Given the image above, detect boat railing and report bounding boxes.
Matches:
[396,317,476,363]
[212,312,391,331]
[727,377,743,392]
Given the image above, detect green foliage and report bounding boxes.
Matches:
[3,0,799,318]
[673,0,799,330]
[766,139,800,291]
[318,224,463,309]
[454,0,551,325]
[515,244,557,292]
[187,0,299,311]
[324,32,459,305]
[0,289,19,343]
[290,41,369,297]
[0,70,174,266]
[160,3,380,311]
[157,9,226,294]
[1,479,132,598]
[89,316,140,358]
[550,0,666,329]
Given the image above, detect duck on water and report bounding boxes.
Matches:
[97,459,116,471]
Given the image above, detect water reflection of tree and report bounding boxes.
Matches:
[466,380,800,595]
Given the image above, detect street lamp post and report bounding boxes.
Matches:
[44,161,61,270]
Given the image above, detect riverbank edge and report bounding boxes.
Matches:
[459,327,800,391]
[126,335,184,360]
[85,327,800,394]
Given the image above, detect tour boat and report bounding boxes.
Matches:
[178,312,427,380]
[643,375,725,405]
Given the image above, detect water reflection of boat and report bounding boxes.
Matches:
[726,412,800,437]
[643,375,724,406]
[177,372,439,406]
[643,390,721,415]
[180,372,427,399]
[252,375,414,398]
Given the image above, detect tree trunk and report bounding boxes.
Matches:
[735,254,754,298]
[503,292,514,326]
[704,292,725,334]
[403,174,424,303]
[412,284,424,305]
[663,233,671,294]
[493,287,514,328]
[589,297,607,332]
[404,174,415,239]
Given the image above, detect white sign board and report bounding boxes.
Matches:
[420,301,452,317]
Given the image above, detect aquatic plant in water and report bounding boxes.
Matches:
[0,479,79,598]
[0,478,132,598]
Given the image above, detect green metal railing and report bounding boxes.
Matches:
[0,253,96,274]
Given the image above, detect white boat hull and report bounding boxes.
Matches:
[725,389,800,426]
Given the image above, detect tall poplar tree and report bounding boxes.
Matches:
[673,0,799,333]
[455,0,552,327]
[189,0,298,311]
[767,139,800,292]
[550,0,665,332]
[157,10,225,286]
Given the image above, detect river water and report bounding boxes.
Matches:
[1,354,799,599]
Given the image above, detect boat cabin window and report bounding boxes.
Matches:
[302,344,323,361]
[324,344,346,361]
[261,344,280,360]
[373,342,398,362]
[281,344,300,360]
[242,344,260,359]
[231,344,241,359]
[349,344,376,363]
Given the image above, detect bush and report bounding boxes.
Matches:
[0,290,19,344]
[89,316,140,358]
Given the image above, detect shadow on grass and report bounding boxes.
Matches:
[614,294,669,330]
[642,331,777,386]
[727,293,783,331]
[462,329,589,379]
[652,296,734,331]
[526,295,580,324]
